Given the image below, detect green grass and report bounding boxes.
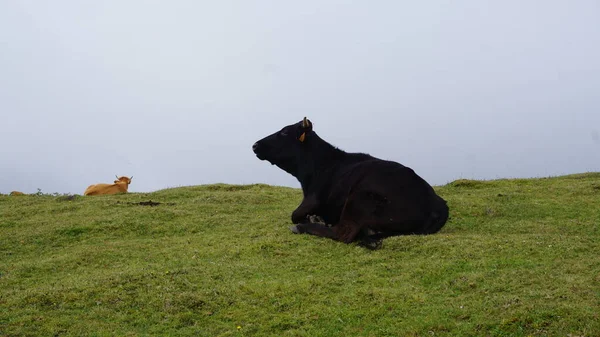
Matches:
[1,173,599,336]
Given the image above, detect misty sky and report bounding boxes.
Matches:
[1,1,599,194]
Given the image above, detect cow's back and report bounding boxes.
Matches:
[323,158,446,233]
[84,183,113,196]
[84,184,98,196]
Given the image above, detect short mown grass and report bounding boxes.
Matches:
[1,173,599,336]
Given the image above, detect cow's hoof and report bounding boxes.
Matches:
[308,214,326,225]
[289,225,301,234]
[359,238,383,250]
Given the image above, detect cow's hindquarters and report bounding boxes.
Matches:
[419,194,449,234]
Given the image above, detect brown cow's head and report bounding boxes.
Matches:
[114,175,133,185]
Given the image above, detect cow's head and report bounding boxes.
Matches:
[114,176,133,185]
[252,117,313,175]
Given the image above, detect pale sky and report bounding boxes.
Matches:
[1,1,599,194]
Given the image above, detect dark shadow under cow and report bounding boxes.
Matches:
[252,117,449,249]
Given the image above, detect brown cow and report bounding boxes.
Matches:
[10,191,25,196]
[84,175,133,196]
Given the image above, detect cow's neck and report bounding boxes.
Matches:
[297,135,345,194]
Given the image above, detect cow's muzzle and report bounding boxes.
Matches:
[252,142,266,160]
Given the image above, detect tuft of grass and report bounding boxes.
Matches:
[447,179,498,189]
[1,174,599,336]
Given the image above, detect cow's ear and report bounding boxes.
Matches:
[302,117,312,131]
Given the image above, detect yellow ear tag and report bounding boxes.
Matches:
[299,132,306,142]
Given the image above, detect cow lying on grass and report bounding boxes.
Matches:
[252,117,449,249]
[84,176,133,196]
[10,191,25,196]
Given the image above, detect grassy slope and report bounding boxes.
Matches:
[1,173,599,337]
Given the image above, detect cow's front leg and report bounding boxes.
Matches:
[291,194,320,224]
[290,192,375,247]
[290,221,361,244]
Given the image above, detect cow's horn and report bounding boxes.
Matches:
[115,175,119,179]
[299,132,306,142]
[302,117,309,128]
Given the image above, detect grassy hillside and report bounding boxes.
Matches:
[1,173,599,336]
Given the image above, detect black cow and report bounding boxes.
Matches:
[252,117,449,248]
